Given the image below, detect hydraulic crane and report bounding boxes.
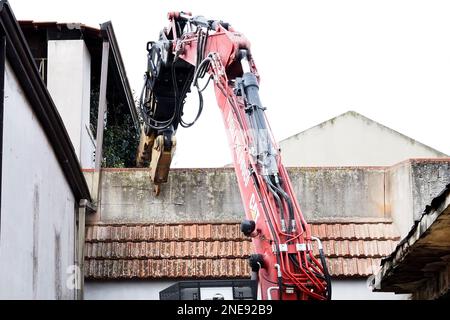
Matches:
[136,11,331,300]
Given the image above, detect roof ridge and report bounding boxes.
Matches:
[86,222,242,227]
[85,219,395,227]
[279,110,447,157]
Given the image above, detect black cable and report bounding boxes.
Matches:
[273,181,295,232]
[199,75,212,92]
[179,56,211,128]
[172,55,196,127]
[265,176,287,232]
[277,175,308,233]
[179,28,210,128]
[289,254,326,281]
[139,76,177,130]
[318,249,332,300]
[260,272,292,287]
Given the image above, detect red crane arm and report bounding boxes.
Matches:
[138,11,331,300]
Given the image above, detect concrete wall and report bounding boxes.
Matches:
[385,161,414,238]
[410,160,450,221]
[279,111,447,167]
[47,39,95,169]
[91,167,388,223]
[91,161,450,225]
[0,61,77,299]
[96,169,243,223]
[386,159,450,238]
[289,167,386,221]
[85,279,408,300]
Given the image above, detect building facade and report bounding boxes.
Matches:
[279,111,447,167]
[0,0,137,299]
[0,1,91,299]
[83,159,450,300]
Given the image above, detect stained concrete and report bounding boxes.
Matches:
[289,167,386,221]
[88,159,450,226]
[94,168,386,223]
[386,159,450,237]
[410,160,450,221]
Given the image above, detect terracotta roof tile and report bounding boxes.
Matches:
[333,224,342,238]
[341,258,351,276]
[144,225,153,240]
[85,226,93,241]
[326,224,335,238]
[85,221,400,280]
[353,224,368,239]
[339,224,355,239]
[197,224,211,240]
[348,241,358,257]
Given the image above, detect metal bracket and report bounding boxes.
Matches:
[273,244,288,252]
[79,199,97,214]
[296,243,312,251]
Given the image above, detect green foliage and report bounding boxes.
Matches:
[102,112,138,168]
[90,88,139,168]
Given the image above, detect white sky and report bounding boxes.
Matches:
[8,0,450,167]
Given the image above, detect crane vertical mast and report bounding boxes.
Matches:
[137,11,331,300]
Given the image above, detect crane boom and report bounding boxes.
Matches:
[137,11,331,300]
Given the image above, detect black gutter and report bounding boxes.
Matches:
[0,32,5,234]
[100,21,140,130]
[0,0,91,201]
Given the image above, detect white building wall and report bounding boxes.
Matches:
[47,39,95,169]
[85,279,409,300]
[279,111,446,167]
[0,61,77,299]
[331,279,410,300]
[385,161,415,238]
[85,281,175,300]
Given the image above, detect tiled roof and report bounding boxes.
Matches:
[84,221,400,280]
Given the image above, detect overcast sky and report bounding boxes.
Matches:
[8,0,450,167]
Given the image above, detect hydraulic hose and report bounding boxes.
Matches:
[264,176,287,232]
[273,181,295,233]
[319,248,332,300]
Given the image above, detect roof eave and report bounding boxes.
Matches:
[100,21,140,131]
[371,183,450,293]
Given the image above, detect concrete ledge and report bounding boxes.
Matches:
[86,159,450,229]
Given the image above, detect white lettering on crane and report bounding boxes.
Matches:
[227,111,250,187]
[227,111,259,222]
[249,192,260,221]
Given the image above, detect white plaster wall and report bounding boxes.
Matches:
[331,279,410,300]
[386,162,415,238]
[85,280,175,300]
[85,279,409,300]
[0,61,77,299]
[279,112,446,167]
[47,39,94,169]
